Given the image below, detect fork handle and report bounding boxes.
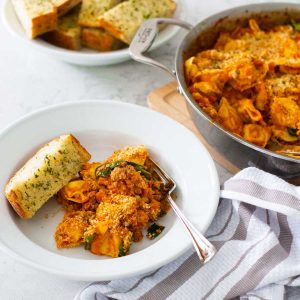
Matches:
[167,195,216,264]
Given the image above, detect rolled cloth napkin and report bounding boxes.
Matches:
[75,167,300,300]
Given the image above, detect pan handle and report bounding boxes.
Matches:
[129,18,193,79]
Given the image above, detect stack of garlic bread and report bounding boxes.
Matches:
[12,0,177,51]
[5,134,91,219]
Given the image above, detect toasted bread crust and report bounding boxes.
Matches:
[53,0,82,16]
[12,0,81,39]
[44,30,81,50]
[12,0,58,38]
[81,28,124,51]
[5,190,29,219]
[69,135,91,161]
[43,6,81,50]
[31,12,58,38]
[97,19,124,43]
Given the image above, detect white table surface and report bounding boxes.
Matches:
[0,0,297,299]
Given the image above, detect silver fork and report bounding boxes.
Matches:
[149,158,217,264]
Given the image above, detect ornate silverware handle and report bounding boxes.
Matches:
[129,18,193,79]
[168,195,216,263]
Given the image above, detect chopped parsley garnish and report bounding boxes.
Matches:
[288,127,298,136]
[84,233,95,250]
[146,223,165,240]
[119,243,126,257]
[158,208,166,218]
[291,19,300,31]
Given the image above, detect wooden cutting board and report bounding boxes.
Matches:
[147,81,239,175]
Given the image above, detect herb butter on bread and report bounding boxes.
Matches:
[5,134,91,219]
[78,0,121,27]
[98,0,177,44]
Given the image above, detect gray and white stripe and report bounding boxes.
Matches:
[75,167,300,300]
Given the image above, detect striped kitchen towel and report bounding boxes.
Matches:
[75,167,300,300]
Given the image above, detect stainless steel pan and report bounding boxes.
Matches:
[129,3,300,180]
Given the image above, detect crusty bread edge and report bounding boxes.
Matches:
[81,28,124,51]
[56,0,82,16]
[31,11,58,38]
[11,0,58,39]
[43,30,81,50]
[6,190,31,219]
[78,19,99,28]
[68,134,91,162]
[98,19,128,44]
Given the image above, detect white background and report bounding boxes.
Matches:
[0,0,297,299]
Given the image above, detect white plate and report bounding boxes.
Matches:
[0,101,219,280]
[2,0,185,66]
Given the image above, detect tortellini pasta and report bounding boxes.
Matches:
[185,19,300,155]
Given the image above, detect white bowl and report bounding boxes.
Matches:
[2,0,185,66]
[0,101,219,280]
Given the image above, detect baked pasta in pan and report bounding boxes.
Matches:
[185,19,300,157]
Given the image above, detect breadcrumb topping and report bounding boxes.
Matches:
[55,145,170,257]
